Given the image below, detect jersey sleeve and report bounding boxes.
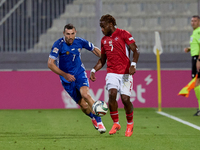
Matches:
[81,38,94,51]
[122,30,135,45]
[195,31,200,44]
[49,40,61,60]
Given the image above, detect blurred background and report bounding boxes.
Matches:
[0,0,199,70]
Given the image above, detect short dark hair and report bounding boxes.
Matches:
[192,15,200,19]
[64,24,76,32]
[100,14,116,26]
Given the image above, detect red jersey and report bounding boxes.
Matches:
[101,28,135,74]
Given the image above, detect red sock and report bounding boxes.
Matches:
[126,111,133,124]
[110,111,119,123]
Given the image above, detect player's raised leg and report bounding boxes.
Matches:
[80,86,106,133]
[80,86,95,112]
[78,98,98,130]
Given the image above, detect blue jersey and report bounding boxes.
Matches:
[49,37,94,83]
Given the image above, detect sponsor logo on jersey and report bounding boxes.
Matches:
[53,47,59,53]
[129,37,134,41]
[83,83,87,85]
[71,48,75,51]
[115,37,118,41]
[66,51,70,55]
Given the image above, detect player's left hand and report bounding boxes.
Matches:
[129,66,136,75]
[90,72,96,82]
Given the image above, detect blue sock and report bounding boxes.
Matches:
[86,112,102,123]
[87,112,94,119]
[93,115,102,123]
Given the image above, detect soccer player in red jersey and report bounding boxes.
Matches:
[90,14,140,137]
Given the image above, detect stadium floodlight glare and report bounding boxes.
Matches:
[153,31,163,112]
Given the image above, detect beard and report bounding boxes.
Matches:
[105,30,112,36]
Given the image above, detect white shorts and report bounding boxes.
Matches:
[105,73,133,96]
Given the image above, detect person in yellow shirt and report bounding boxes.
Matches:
[184,15,200,116]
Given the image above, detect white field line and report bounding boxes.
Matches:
[157,111,200,131]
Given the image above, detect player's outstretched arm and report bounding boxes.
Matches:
[47,57,75,82]
[90,54,107,82]
[92,46,101,58]
[129,43,140,75]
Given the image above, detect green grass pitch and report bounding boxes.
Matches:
[0,108,200,150]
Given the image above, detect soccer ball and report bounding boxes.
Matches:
[92,100,108,117]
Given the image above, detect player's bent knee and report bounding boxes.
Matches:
[78,98,89,110]
[79,102,89,110]
[109,90,117,100]
[121,95,131,104]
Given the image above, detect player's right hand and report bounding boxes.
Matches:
[64,73,76,82]
[90,72,96,82]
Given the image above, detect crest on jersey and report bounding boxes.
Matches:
[53,47,59,53]
[66,51,70,55]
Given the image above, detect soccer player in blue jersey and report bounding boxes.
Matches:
[47,24,106,133]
